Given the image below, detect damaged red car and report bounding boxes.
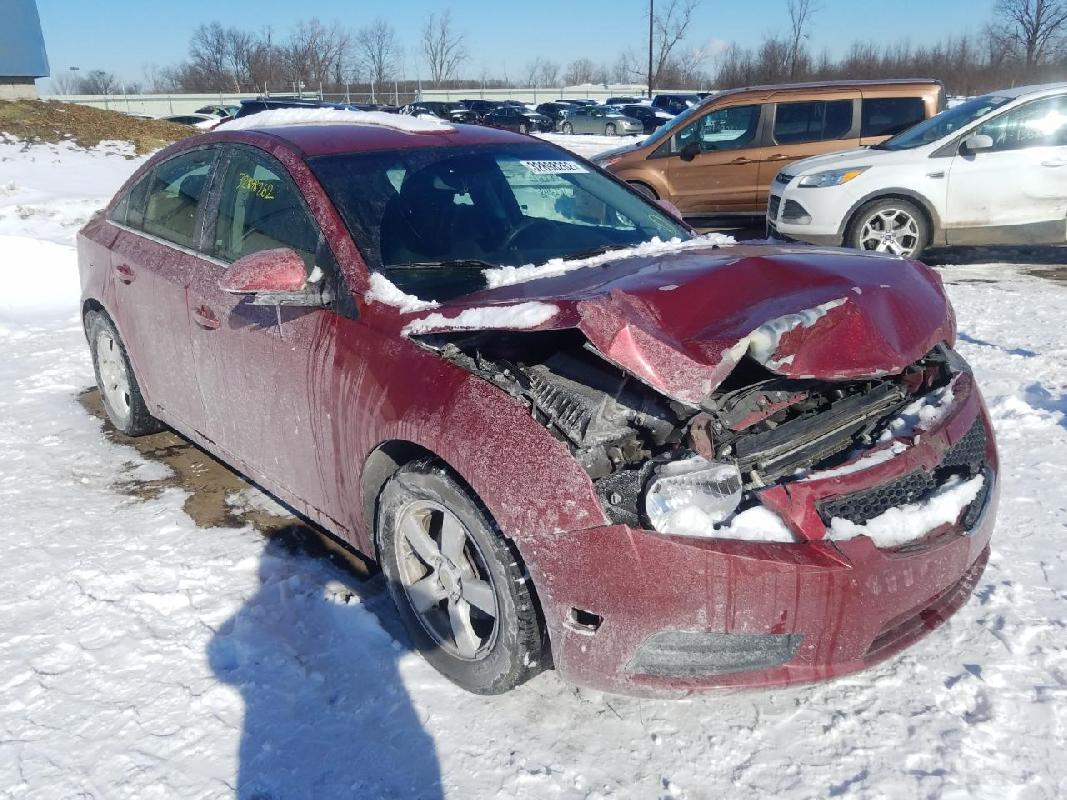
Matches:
[77,113,997,696]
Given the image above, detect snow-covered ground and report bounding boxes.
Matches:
[2,135,1066,799]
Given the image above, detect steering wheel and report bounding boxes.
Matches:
[500,218,554,252]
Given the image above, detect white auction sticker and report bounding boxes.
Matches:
[520,160,588,175]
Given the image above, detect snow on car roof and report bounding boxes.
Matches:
[217,107,454,134]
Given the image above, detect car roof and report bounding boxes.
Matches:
[208,120,534,157]
[982,81,1067,99]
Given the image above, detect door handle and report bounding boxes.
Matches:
[728,157,754,165]
[114,264,135,284]
[766,154,807,161]
[1041,159,1067,168]
[193,304,221,330]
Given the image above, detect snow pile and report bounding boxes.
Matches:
[828,474,985,547]
[364,272,441,313]
[714,505,797,543]
[218,108,453,134]
[0,235,82,324]
[402,301,559,336]
[882,380,958,440]
[482,233,736,289]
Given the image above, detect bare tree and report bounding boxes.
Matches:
[994,0,1067,66]
[78,69,120,95]
[357,19,400,91]
[422,10,468,86]
[539,60,561,86]
[284,19,352,92]
[786,0,820,78]
[650,0,700,90]
[564,57,596,85]
[524,57,544,86]
[50,70,80,94]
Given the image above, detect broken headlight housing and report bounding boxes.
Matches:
[644,456,743,537]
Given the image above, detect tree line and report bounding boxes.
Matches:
[53,0,1067,98]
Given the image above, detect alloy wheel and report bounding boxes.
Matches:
[562,122,573,134]
[858,208,921,256]
[605,123,616,136]
[94,328,132,425]
[393,500,499,660]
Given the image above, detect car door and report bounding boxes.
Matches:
[186,145,344,514]
[106,146,218,432]
[757,97,859,208]
[665,103,767,214]
[944,94,1067,243]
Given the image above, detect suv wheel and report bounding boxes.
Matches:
[628,181,658,201]
[87,311,162,436]
[605,123,617,136]
[377,459,545,694]
[847,198,930,259]
[561,122,573,135]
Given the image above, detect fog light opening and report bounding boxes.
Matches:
[567,607,603,633]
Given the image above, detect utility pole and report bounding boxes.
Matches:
[646,0,654,98]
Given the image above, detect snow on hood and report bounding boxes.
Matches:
[218,108,453,134]
[365,273,440,313]
[402,301,559,336]
[406,244,955,406]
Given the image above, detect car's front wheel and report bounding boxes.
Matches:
[847,198,930,259]
[377,459,545,694]
[518,122,528,134]
[561,122,573,134]
[87,311,162,436]
[605,123,617,136]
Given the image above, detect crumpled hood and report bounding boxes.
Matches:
[413,244,956,406]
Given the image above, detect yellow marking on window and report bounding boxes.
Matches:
[237,173,275,200]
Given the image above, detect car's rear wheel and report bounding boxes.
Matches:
[518,122,528,134]
[605,123,617,136]
[377,459,544,694]
[87,311,162,436]
[561,122,573,134]
[847,198,930,259]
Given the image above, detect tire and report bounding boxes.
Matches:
[518,123,528,134]
[87,311,163,436]
[628,181,658,201]
[561,122,573,135]
[846,197,930,259]
[605,123,617,136]
[377,459,544,694]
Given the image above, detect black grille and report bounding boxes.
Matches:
[818,416,990,528]
[819,470,937,526]
[768,194,781,220]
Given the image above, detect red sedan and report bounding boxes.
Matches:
[77,113,997,696]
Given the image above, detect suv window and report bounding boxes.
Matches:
[975,95,1067,151]
[213,149,320,268]
[861,97,926,137]
[675,104,760,153]
[141,148,217,248]
[773,100,852,145]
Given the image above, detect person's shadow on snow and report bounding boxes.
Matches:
[208,534,443,800]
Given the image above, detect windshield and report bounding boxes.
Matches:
[310,143,691,302]
[874,94,1012,150]
[641,101,705,146]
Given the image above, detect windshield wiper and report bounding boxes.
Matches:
[386,259,498,270]
[560,243,632,262]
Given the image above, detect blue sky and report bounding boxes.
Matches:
[38,0,998,85]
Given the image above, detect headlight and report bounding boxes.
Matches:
[798,166,870,188]
[644,456,742,537]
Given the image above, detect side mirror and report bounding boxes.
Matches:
[679,140,701,162]
[961,133,993,154]
[220,248,329,307]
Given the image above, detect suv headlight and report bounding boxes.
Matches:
[644,456,742,537]
[798,166,869,188]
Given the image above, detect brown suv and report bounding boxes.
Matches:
[592,79,944,219]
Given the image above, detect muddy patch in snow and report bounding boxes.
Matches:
[78,387,372,576]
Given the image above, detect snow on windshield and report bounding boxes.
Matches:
[218,108,453,133]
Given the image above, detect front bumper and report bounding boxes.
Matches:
[767,184,846,245]
[534,380,998,696]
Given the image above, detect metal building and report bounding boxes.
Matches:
[0,0,50,99]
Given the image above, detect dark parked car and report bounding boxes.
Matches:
[458,99,504,121]
[194,104,240,118]
[651,93,702,115]
[606,96,642,105]
[400,101,478,124]
[535,102,575,126]
[79,113,998,697]
[481,105,552,133]
[615,104,673,134]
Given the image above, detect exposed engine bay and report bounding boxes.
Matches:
[413,329,959,528]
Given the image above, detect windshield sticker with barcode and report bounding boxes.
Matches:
[520,160,588,175]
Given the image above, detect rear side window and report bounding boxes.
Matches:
[141,149,217,248]
[108,173,151,228]
[212,149,320,268]
[773,100,853,144]
[862,97,926,137]
[975,95,1067,151]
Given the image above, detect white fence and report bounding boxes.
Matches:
[42,85,655,117]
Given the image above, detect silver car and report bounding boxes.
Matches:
[558,105,644,136]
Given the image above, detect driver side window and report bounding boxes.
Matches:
[674,105,761,153]
[975,95,1067,151]
[213,149,320,268]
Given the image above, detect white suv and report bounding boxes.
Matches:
[768,83,1067,258]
